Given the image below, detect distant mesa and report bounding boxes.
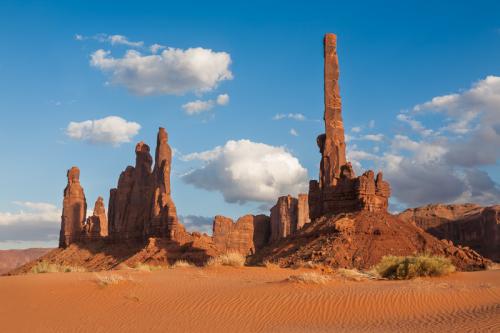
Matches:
[9,33,495,275]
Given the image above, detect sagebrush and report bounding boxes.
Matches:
[375,254,455,279]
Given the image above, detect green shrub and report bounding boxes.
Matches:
[375,254,455,280]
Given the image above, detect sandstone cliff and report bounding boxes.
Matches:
[213,215,270,255]
[81,197,108,241]
[399,204,500,262]
[270,194,309,242]
[108,127,184,243]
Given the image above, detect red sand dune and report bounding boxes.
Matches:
[0,267,499,332]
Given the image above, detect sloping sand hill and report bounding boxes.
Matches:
[0,267,498,332]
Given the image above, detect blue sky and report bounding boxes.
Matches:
[1,0,499,249]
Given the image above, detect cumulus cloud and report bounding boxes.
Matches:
[181,140,308,203]
[90,47,233,95]
[351,126,361,133]
[182,100,215,115]
[273,113,306,121]
[66,116,141,146]
[368,76,500,207]
[182,93,230,115]
[290,128,299,136]
[0,202,60,243]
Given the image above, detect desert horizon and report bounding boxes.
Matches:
[1,1,499,332]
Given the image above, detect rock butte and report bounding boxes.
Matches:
[13,33,493,275]
[398,204,500,262]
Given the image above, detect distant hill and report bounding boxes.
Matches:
[0,248,53,274]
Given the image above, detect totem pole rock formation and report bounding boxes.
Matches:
[108,127,184,243]
[309,33,391,220]
[212,215,270,255]
[82,197,108,241]
[59,167,87,248]
[270,194,310,242]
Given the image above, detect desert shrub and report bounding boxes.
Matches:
[134,263,163,271]
[287,272,330,284]
[263,260,280,269]
[31,261,86,274]
[170,260,195,268]
[94,273,131,287]
[374,254,455,280]
[206,252,246,267]
[335,268,380,281]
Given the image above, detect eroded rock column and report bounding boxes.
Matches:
[59,167,87,248]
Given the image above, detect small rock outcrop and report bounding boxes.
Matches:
[82,197,108,241]
[59,167,87,248]
[108,127,184,243]
[309,33,391,220]
[399,204,500,262]
[270,194,310,242]
[213,215,270,255]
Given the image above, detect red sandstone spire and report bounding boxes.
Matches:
[318,33,347,188]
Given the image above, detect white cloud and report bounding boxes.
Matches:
[351,126,361,133]
[66,116,141,146]
[290,128,299,136]
[107,34,144,47]
[0,202,59,226]
[179,215,213,235]
[150,43,166,54]
[361,134,384,142]
[76,33,144,48]
[396,113,434,136]
[182,100,215,115]
[181,140,308,203]
[216,93,230,106]
[273,113,306,121]
[182,93,230,115]
[90,47,233,95]
[0,202,60,244]
[373,76,500,207]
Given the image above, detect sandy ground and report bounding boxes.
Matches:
[0,267,499,333]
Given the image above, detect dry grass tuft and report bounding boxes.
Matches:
[30,261,86,274]
[134,263,163,272]
[94,273,132,287]
[291,260,334,273]
[287,272,330,284]
[206,252,246,267]
[170,260,195,268]
[263,260,281,269]
[335,268,379,281]
[374,254,456,280]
